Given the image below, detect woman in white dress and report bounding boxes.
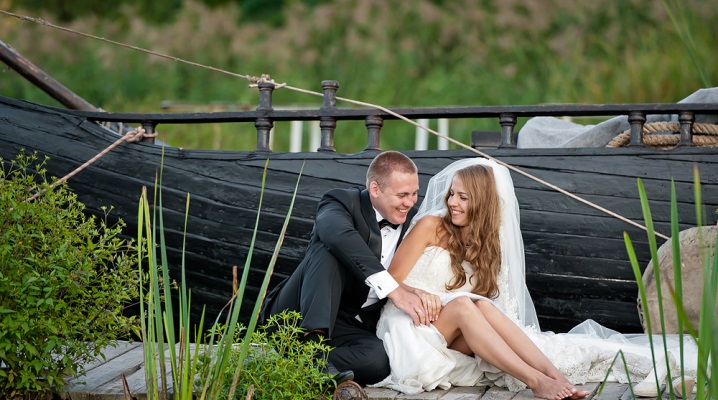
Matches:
[371,158,698,398]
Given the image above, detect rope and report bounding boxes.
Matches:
[23,127,156,203]
[0,9,670,240]
[606,121,718,149]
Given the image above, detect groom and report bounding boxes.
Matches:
[260,151,428,385]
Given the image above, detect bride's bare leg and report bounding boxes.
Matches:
[433,297,574,400]
[472,300,589,399]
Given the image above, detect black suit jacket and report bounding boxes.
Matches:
[261,187,417,330]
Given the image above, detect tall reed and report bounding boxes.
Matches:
[135,154,304,399]
[624,166,716,399]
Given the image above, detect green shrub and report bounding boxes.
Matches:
[0,151,140,399]
[203,310,334,400]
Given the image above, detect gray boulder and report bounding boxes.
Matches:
[639,225,717,334]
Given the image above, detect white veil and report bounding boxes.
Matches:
[409,158,540,330]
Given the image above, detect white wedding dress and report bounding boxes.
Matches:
[370,158,699,396]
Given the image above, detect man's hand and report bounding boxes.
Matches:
[386,286,428,326]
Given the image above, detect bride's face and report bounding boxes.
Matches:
[447,176,470,227]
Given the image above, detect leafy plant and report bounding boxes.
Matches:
[0,151,140,399]
[203,310,334,400]
[623,166,717,399]
[136,156,307,399]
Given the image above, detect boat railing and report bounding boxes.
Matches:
[61,80,718,151]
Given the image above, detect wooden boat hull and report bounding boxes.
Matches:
[2,95,716,333]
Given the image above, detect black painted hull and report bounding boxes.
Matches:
[2,95,716,333]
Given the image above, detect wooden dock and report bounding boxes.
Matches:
[57,341,693,400]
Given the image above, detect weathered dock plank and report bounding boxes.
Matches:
[62,343,145,400]
[82,342,142,372]
[59,341,695,400]
[480,385,520,400]
[593,383,630,400]
[433,386,488,400]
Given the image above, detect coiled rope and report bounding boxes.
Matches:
[606,121,718,149]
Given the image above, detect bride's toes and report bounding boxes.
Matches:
[558,386,586,400]
[569,389,590,399]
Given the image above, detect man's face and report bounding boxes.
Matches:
[369,171,420,225]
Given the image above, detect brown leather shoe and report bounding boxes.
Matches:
[332,380,368,400]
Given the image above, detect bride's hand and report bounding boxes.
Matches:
[418,292,442,322]
[388,287,429,326]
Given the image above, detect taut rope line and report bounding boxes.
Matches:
[0,9,668,240]
[23,127,156,203]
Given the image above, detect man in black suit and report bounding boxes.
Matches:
[261,151,429,385]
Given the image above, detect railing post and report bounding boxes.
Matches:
[365,115,383,151]
[415,119,429,150]
[437,118,449,150]
[254,81,275,152]
[498,113,517,148]
[678,111,695,147]
[318,80,338,153]
[141,122,157,144]
[628,111,646,147]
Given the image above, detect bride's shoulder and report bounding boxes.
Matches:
[415,215,442,229]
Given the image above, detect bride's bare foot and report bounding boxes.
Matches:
[564,387,590,399]
[553,377,590,399]
[544,371,590,399]
[530,376,574,400]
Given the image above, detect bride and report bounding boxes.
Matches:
[370,158,698,398]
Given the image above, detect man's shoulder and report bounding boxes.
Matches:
[318,187,366,212]
[323,186,363,201]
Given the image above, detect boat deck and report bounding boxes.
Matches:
[58,341,690,400]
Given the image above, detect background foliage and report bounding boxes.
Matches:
[1,0,716,152]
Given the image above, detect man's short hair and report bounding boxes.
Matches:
[366,151,418,189]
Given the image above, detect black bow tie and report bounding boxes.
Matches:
[378,219,400,230]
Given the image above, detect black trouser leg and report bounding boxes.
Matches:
[263,256,346,336]
[327,313,390,385]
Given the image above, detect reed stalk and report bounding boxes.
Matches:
[623,166,716,399]
[135,154,303,399]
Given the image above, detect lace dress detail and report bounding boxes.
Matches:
[401,246,474,294]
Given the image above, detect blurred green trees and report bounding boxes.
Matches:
[1,0,715,152]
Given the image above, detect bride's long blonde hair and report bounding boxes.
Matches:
[437,164,501,298]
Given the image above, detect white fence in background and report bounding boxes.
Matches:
[281,118,450,152]
[288,120,322,153]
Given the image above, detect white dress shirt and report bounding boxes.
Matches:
[362,209,402,308]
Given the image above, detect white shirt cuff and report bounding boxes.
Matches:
[365,270,399,299]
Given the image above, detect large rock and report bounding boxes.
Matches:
[639,226,717,334]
